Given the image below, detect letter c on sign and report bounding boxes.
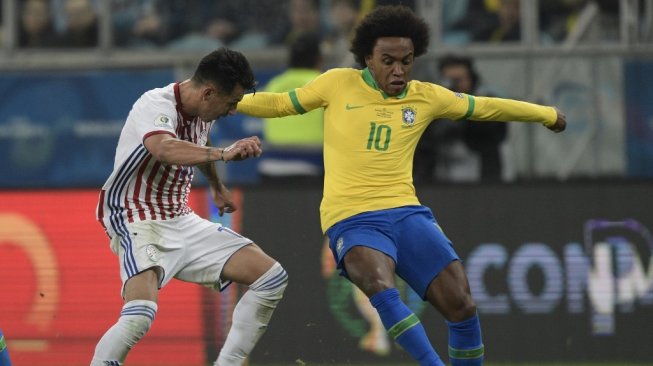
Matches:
[0,213,59,331]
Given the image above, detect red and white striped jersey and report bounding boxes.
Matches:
[97,82,214,237]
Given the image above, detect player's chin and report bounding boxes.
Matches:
[386,83,405,95]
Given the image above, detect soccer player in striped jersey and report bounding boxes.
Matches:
[92,48,288,366]
[237,5,566,366]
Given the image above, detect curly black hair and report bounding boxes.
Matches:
[350,5,430,67]
[192,47,257,94]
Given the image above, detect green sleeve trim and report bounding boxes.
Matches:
[448,344,485,359]
[289,90,307,114]
[387,314,420,340]
[0,335,6,352]
[462,94,475,119]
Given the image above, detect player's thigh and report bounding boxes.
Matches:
[124,268,160,302]
[221,243,277,285]
[343,245,397,297]
[395,211,460,299]
[326,213,399,295]
[425,259,475,322]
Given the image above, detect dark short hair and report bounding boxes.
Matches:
[438,54,479,89]
[350,5,430,67]
[192,47,257,94]
[289,32,322,69]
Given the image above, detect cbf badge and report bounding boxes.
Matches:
[401,106,417,127]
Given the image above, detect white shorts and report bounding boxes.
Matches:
[109,213,252,296]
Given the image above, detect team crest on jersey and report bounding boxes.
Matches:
[145,244,159,262]
[154,114,174,129]
[401,106,417,127]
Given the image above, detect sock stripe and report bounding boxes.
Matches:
[121,307,155,315]
[387,313,420,340]
[448,344,485,359]
[120,310,155,320]
[257,271,288,291]
[120,305,156,320]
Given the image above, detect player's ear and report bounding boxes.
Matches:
[202,87,213,101]
[364,55,373,69]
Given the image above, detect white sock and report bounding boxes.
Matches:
[90,300,158,366]
[215,262,288,366]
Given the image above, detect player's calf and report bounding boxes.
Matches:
[216,262,288,366]
[90,300,158,366]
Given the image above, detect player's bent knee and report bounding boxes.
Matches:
[448,301,477,323]
[120,300,157,346]
[249,262,288,302]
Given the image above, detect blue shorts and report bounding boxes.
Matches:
[326,205,459,299]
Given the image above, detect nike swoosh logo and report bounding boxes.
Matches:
[345,104,364,110]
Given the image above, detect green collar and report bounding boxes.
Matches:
[361,67,409,100]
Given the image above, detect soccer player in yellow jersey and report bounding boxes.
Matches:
[238,5,566,366]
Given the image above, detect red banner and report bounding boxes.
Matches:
[0,190,207,366]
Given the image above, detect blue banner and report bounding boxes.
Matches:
[0,69,174,188]
[624,60,653,177]
[0,68,283,188]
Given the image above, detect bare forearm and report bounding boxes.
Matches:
[197,160,222,188]
[152,138,224,166]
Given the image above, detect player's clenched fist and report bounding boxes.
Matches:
[546,107,567,133]
[222,136,262,162]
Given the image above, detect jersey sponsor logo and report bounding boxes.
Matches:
[345,103,364,110]
[154,114,174,129]
[401,106,417,126]
[375,107,393,119]
[454,92,464,98]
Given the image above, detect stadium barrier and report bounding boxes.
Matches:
[1,182,652,365]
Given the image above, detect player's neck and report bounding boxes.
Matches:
[178,79,199,117]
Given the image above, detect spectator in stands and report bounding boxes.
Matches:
[414,55,508,182]
[57,0,98,47]
[323,0,361,68]
[472,0,521,42]
[165,0,258,51]
[446,0,496,43]
[19,0,58,48]
[259,32,325,182]
[268,0,322,46]
[540,0,620,43]
[112,0,168,48]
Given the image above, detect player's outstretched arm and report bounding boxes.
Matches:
[237,92,300,118]
[469,96,565,131]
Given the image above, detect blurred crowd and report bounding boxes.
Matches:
[3,0,643,184]
[6,0,631,50]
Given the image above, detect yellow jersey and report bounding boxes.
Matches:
[238,68,557,232]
